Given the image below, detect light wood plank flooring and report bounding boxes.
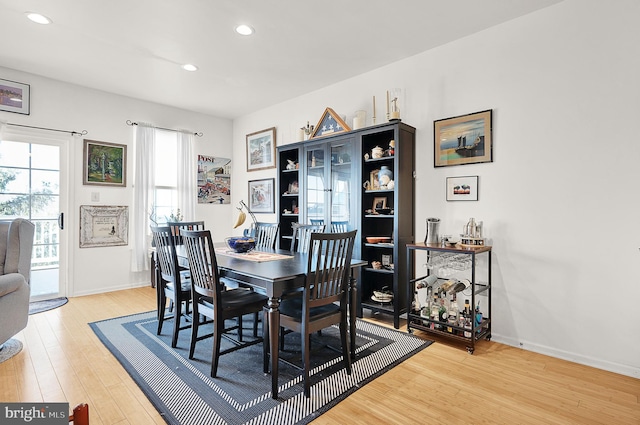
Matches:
[1,287,638,424]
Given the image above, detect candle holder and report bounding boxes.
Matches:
[389,88,401,121]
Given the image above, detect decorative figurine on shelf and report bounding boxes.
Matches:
[286,159,297,170]
[388,139,395,156]
[301,121,315,141]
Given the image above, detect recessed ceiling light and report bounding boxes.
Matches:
[182,64,198,72]
[25,12,52,25]
[235,24,254,36]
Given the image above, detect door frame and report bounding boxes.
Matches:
[1,126,72,300]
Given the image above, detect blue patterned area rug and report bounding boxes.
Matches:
[90,311,431,425]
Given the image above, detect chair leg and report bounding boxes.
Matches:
[253,312,259,337]
[340,318,352,375]
[157,291,167,335]
[211,318,224,378]
[171,295,182,348]
[189,300,199,359]
[302,330,311,398]
[237,315,244,342]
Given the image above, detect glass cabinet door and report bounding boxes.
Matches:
[305,146,325,226]
[329,142,353,232]
[304,140,354,232]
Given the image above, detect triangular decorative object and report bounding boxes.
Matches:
[310,107,351,139]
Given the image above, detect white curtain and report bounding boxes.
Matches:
[132,123,156,272]
[177,131,196,221]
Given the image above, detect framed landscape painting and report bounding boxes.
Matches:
[434,109,492,167]
[83,139,127,186]
[246,127,276,171]
[0,78,30,115]
[446,175,479,201]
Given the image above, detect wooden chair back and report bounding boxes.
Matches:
[290,223,325,253]
[69,403,89,425]
[306,230,357,308]
[150,225,182,283]
[180,229,222,306]
[255,222,279,249]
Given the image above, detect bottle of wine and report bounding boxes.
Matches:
[438,290,449,324]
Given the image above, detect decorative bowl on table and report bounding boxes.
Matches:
[225,237,256,253]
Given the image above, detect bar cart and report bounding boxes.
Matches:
[406,242,492,354]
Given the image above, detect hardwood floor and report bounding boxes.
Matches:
[1,287,638,424]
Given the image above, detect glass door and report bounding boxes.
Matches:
[304,138,355,232]
[0,138,67,301]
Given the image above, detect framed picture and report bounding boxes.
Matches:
[79,205,129,248]
[246,127,276,171]
[372,196,387,210]
[248,178,275,213]
[369,169,380,190]
[0,78,30,115]
[434,109,492,167]
[83,139,127,187]
[197,155,231,204]
[446,176,479,201]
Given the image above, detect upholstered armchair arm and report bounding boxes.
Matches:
[3,219,35,283]
[0,274,27,297]
[0,273,24,297]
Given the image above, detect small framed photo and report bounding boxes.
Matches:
[248,178,275,213]
[369,169,380,190]
[83,139,127,187]
[79,205,129,248]
[246,127,276,171]
[446,176,479,201]
[0,78,30,115]
[372,196,387,210]
[434,109,492,167]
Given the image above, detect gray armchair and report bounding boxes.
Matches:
[0,218,35,346]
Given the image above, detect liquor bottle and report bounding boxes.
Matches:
[430,294,441,330]
[438,292,448,324]
[462,299,472,338]
[447,293,459,334]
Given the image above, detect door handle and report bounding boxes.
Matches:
[58,212,64,230]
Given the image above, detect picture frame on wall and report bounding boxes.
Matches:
[246,127,276,171]
[83,139,127,187]
[434,109,492,167]
[79,205,129,248]
[446,175,479,201]
[248,178,275,213]
[0,78,30,115]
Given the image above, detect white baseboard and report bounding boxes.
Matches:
[492,334,639,379]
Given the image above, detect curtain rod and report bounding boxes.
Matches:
[5,122,87,136]
[126,120,203,137]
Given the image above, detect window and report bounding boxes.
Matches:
[152,130,178,223]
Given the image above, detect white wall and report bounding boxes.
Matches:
[233,0,640,377]
[0,66,233,297]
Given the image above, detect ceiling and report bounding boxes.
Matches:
[0,0,563,119]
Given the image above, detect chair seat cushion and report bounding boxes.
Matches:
[166,278,191,293]
[278,295,340,322]
[201,288,267,310]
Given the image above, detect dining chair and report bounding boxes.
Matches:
[309,219,324,226]
[290,223,325,253]
[151,225,192,348]
[263,230,357,398]
[180,229,268,378]
[255,222,279,250]
[330,221,349,233]
[166,220,205,245]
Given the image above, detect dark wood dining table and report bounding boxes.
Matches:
[175,244,366,399]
